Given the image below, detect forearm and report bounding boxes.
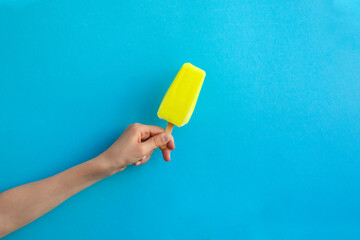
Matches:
[0,123,173,238]
[0,156,115,238]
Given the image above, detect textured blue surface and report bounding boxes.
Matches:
[1,0,360,239]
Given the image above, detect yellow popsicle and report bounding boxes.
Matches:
[157,63,205,148]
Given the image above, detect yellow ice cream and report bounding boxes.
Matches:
[157,63,206,127]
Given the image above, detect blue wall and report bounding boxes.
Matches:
[1,0,360,239]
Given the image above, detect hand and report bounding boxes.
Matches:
[99,123,175,173]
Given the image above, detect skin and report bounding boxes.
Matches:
[0,123,175,238]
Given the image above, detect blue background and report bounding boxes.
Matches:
[1,0,360,239]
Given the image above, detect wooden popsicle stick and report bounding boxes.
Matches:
[160,122,174,150]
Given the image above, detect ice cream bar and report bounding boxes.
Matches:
[157,63,206,148]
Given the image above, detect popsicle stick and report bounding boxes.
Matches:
[160,122,174,150]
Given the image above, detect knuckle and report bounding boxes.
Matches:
[133,123,141,128]
[128,123,140,132]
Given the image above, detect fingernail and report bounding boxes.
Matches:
[163,133,170,142]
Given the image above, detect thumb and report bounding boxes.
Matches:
[142,133,171,152]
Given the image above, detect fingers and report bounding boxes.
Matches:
[130,123,176,166]
[141,133,172,152]
[135,134,175,165]
[166,137,175,150]
[160,136,175,161]
[161,148,171,162]
[134,148,172,166]
[134,150,153,166]
[142,134,175,162]
[136,124,165,141]
[134,161,143,166]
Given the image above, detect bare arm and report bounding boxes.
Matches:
[0,157,111,237]
[0,123,175,238]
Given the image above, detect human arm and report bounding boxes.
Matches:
[0,123,175,238]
